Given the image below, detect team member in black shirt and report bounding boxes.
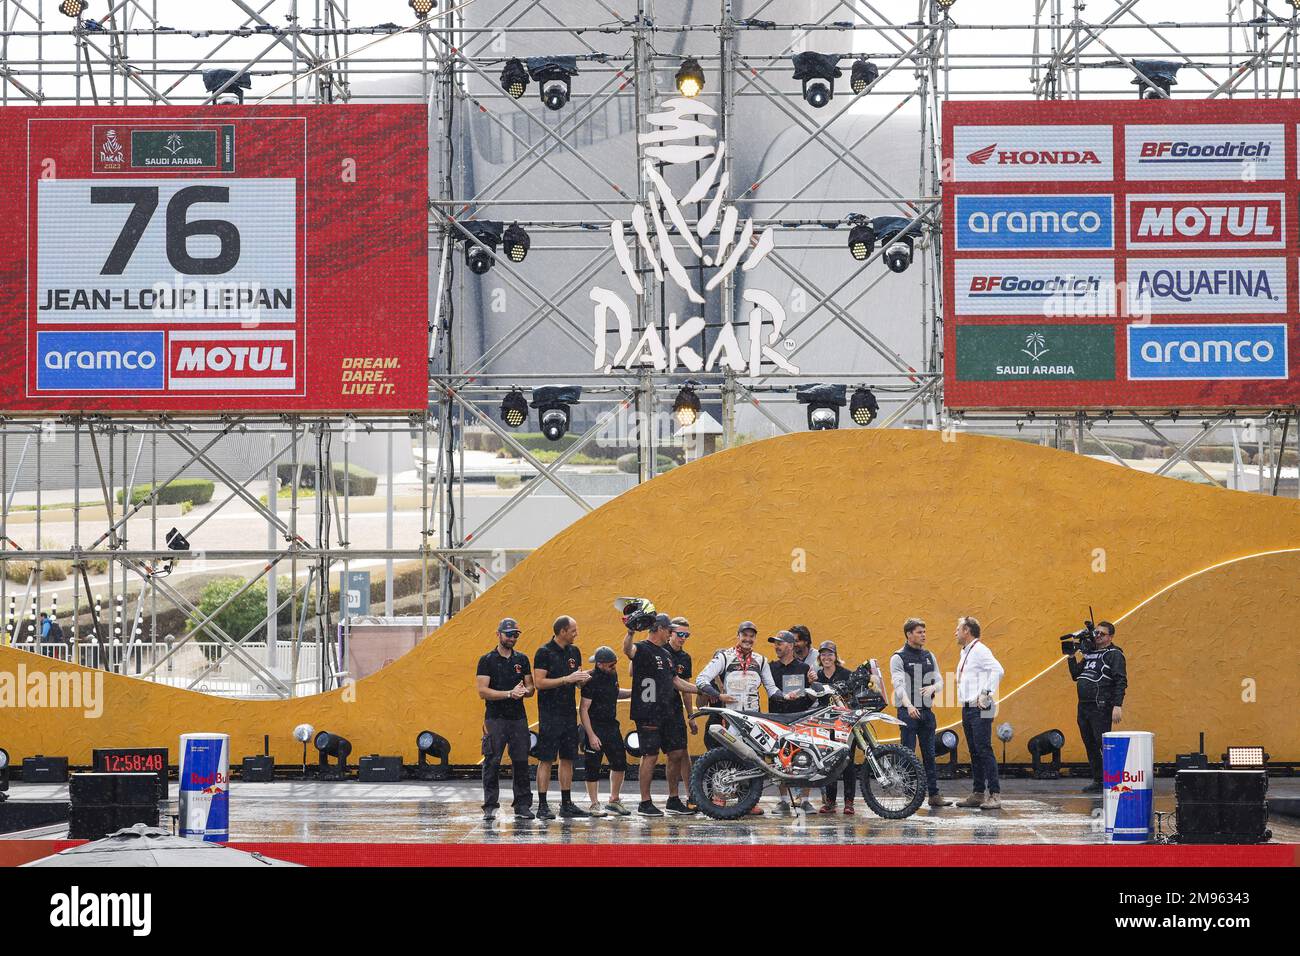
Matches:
[623,613,700,816]
[813,642,857,814]
[475,617,536,822]
[664,616,699,815]
[533,615,592,819]
[580,645,633,816]
[767,630,816,815]
[1067,621,1128,794]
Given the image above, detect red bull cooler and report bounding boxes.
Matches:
[179,732,229,842]
[1102,730,1154,843]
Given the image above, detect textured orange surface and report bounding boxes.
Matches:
[1,430,1298,764]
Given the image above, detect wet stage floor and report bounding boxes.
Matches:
[10,777,1300,846]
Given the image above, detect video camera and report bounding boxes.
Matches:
[1060,607,1103,655]
[614,597,658,632]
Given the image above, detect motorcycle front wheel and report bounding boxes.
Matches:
[689,747,765,820]
[859,743,926,819]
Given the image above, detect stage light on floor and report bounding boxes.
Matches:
[792,52,841,108]
[1130,59,1180,99]
[202,68,252,105]
[847,218,875,261]
[0,748,9,801]
[59,0,88,16]
[936,0,958,8]
[673,382,701,427]
[500,388,528,428]
[1222,746,1267,769]
[528,56,578,111]
[849,386,878,426]
[796,383,847,431]
[409,0,436,18]
[934,730,959,757]
[502,222,530,263]
[500,57,529,99]
[463,221,502,275]
[1027,728,1066,779]
[530,384,581,441]
[417,730,452,780]
[675,57,705,98]
[850,58,878,95]
[314,730,352,780]
[871,216,916,273]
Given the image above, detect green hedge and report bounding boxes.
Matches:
[116,478,215,508]
[276,462,378,496]
[187,576,292,644]
[616,452,677,475]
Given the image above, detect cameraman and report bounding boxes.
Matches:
[1068,621,1127,794]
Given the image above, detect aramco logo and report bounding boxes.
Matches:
[590,98,798,376]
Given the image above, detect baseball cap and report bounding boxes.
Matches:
[736,620,758,635]
[768,630,796,645]
[497,617,520,634]
[818,640,838,653]
[652,613,673,630]
[589,646,617,664]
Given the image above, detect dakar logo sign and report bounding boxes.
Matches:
[591,98,798,376]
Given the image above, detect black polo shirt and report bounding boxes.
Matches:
[630,639,675,723]
[581,667,620,725]
[477,649,531,721]
[668,647,692,716]
[534,638,583,721]
[768,657,812,714]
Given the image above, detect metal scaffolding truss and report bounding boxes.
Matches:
[3,2,1299,696]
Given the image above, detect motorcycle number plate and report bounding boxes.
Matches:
[749,726,774,749]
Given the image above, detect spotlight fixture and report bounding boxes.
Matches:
[500,57,529,99]
[530,384,582,441]
[673,381,701,428]
[1222,746,1268,769]
[463,221,503,275]
[527,56,579,111]
[0,747,8,801]
[1027,728,1066,779]
[1129,59,1181,99]
[500,388,528,428]
[58,0,88,16]
[792,51,842,108]
[936,0,958,9]
[416,730,452,780]
[502,222,530,263]
[314,730,352,780]
[850,58,878,95]
[165,527,190,552]
[409,0,436,18]
[796,382,847,431]
[849,386,879,426]
[675,57,705,98]
[201,68,252,105]
[933,728,960,779]
[871,216,918,274]
[847,218,876,262]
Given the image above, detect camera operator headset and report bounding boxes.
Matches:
[1063,619,1127,794]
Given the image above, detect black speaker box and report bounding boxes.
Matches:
[357,755,402,783]
[241,755,275,782]
[69,772,161,807]
[21,755,69,784]
[1175,770,1269,844]
[69,804,160,841]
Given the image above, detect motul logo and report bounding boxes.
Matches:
[966,143,1101,166]
[1128,196,1283,248]
[173,345,288,375]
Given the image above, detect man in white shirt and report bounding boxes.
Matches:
[953,616,1005,810]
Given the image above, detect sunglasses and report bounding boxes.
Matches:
[673,630,690,638]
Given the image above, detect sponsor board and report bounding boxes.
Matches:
[953,258,1115,316]
[1125,124,1285,180]
[950,125,1113,181]
[168,330,296,390]
[1127,324,1288,380]
[36,331,165,391]
[94,124,236,173]
[1125,193,1285,249]
[955,194,1114,251]
[1125,257,1286,315]
[955,325,1115,381]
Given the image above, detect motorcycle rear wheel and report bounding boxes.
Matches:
[859,743,926,819]
[690,747,765,820]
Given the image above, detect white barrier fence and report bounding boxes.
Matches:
[3,639,324,699]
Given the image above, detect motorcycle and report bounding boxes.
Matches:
[689,665,926,820]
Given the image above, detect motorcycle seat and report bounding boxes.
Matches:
[753,709,819,725]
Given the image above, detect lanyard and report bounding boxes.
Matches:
[957,639,980,687]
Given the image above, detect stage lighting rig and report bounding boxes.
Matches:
[850,58,878,95]
[934,729,959,779]
[1129,59,1181,98]
[416,730,452,780]
[936,0,958,9]
[500,388,528,428]
[409,0,436,18]
[675,57,705,98]
[871,216,920,274]
[796,383,847,431]
[673,382,701,427]
[202,69,252,105]
[1027,729,1066,779]
[314,730,352,780]
[846,216,876,262]
[165,527,190,552]
[530,385,582,442]
[1222,746,1267,769]
[500,58,529,99]
[58,0,88,16]
[502,223,531,263]
[792,52,842,108]
[527,56,579,111]
[462,221,502,275]
[849,386,879,426]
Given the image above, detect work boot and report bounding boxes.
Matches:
[928,794,950,808]
[957,791,985,808]
[980,793,1002,810]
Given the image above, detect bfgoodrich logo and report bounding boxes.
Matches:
[1127,324,1287,380]
[50,887,151,936]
